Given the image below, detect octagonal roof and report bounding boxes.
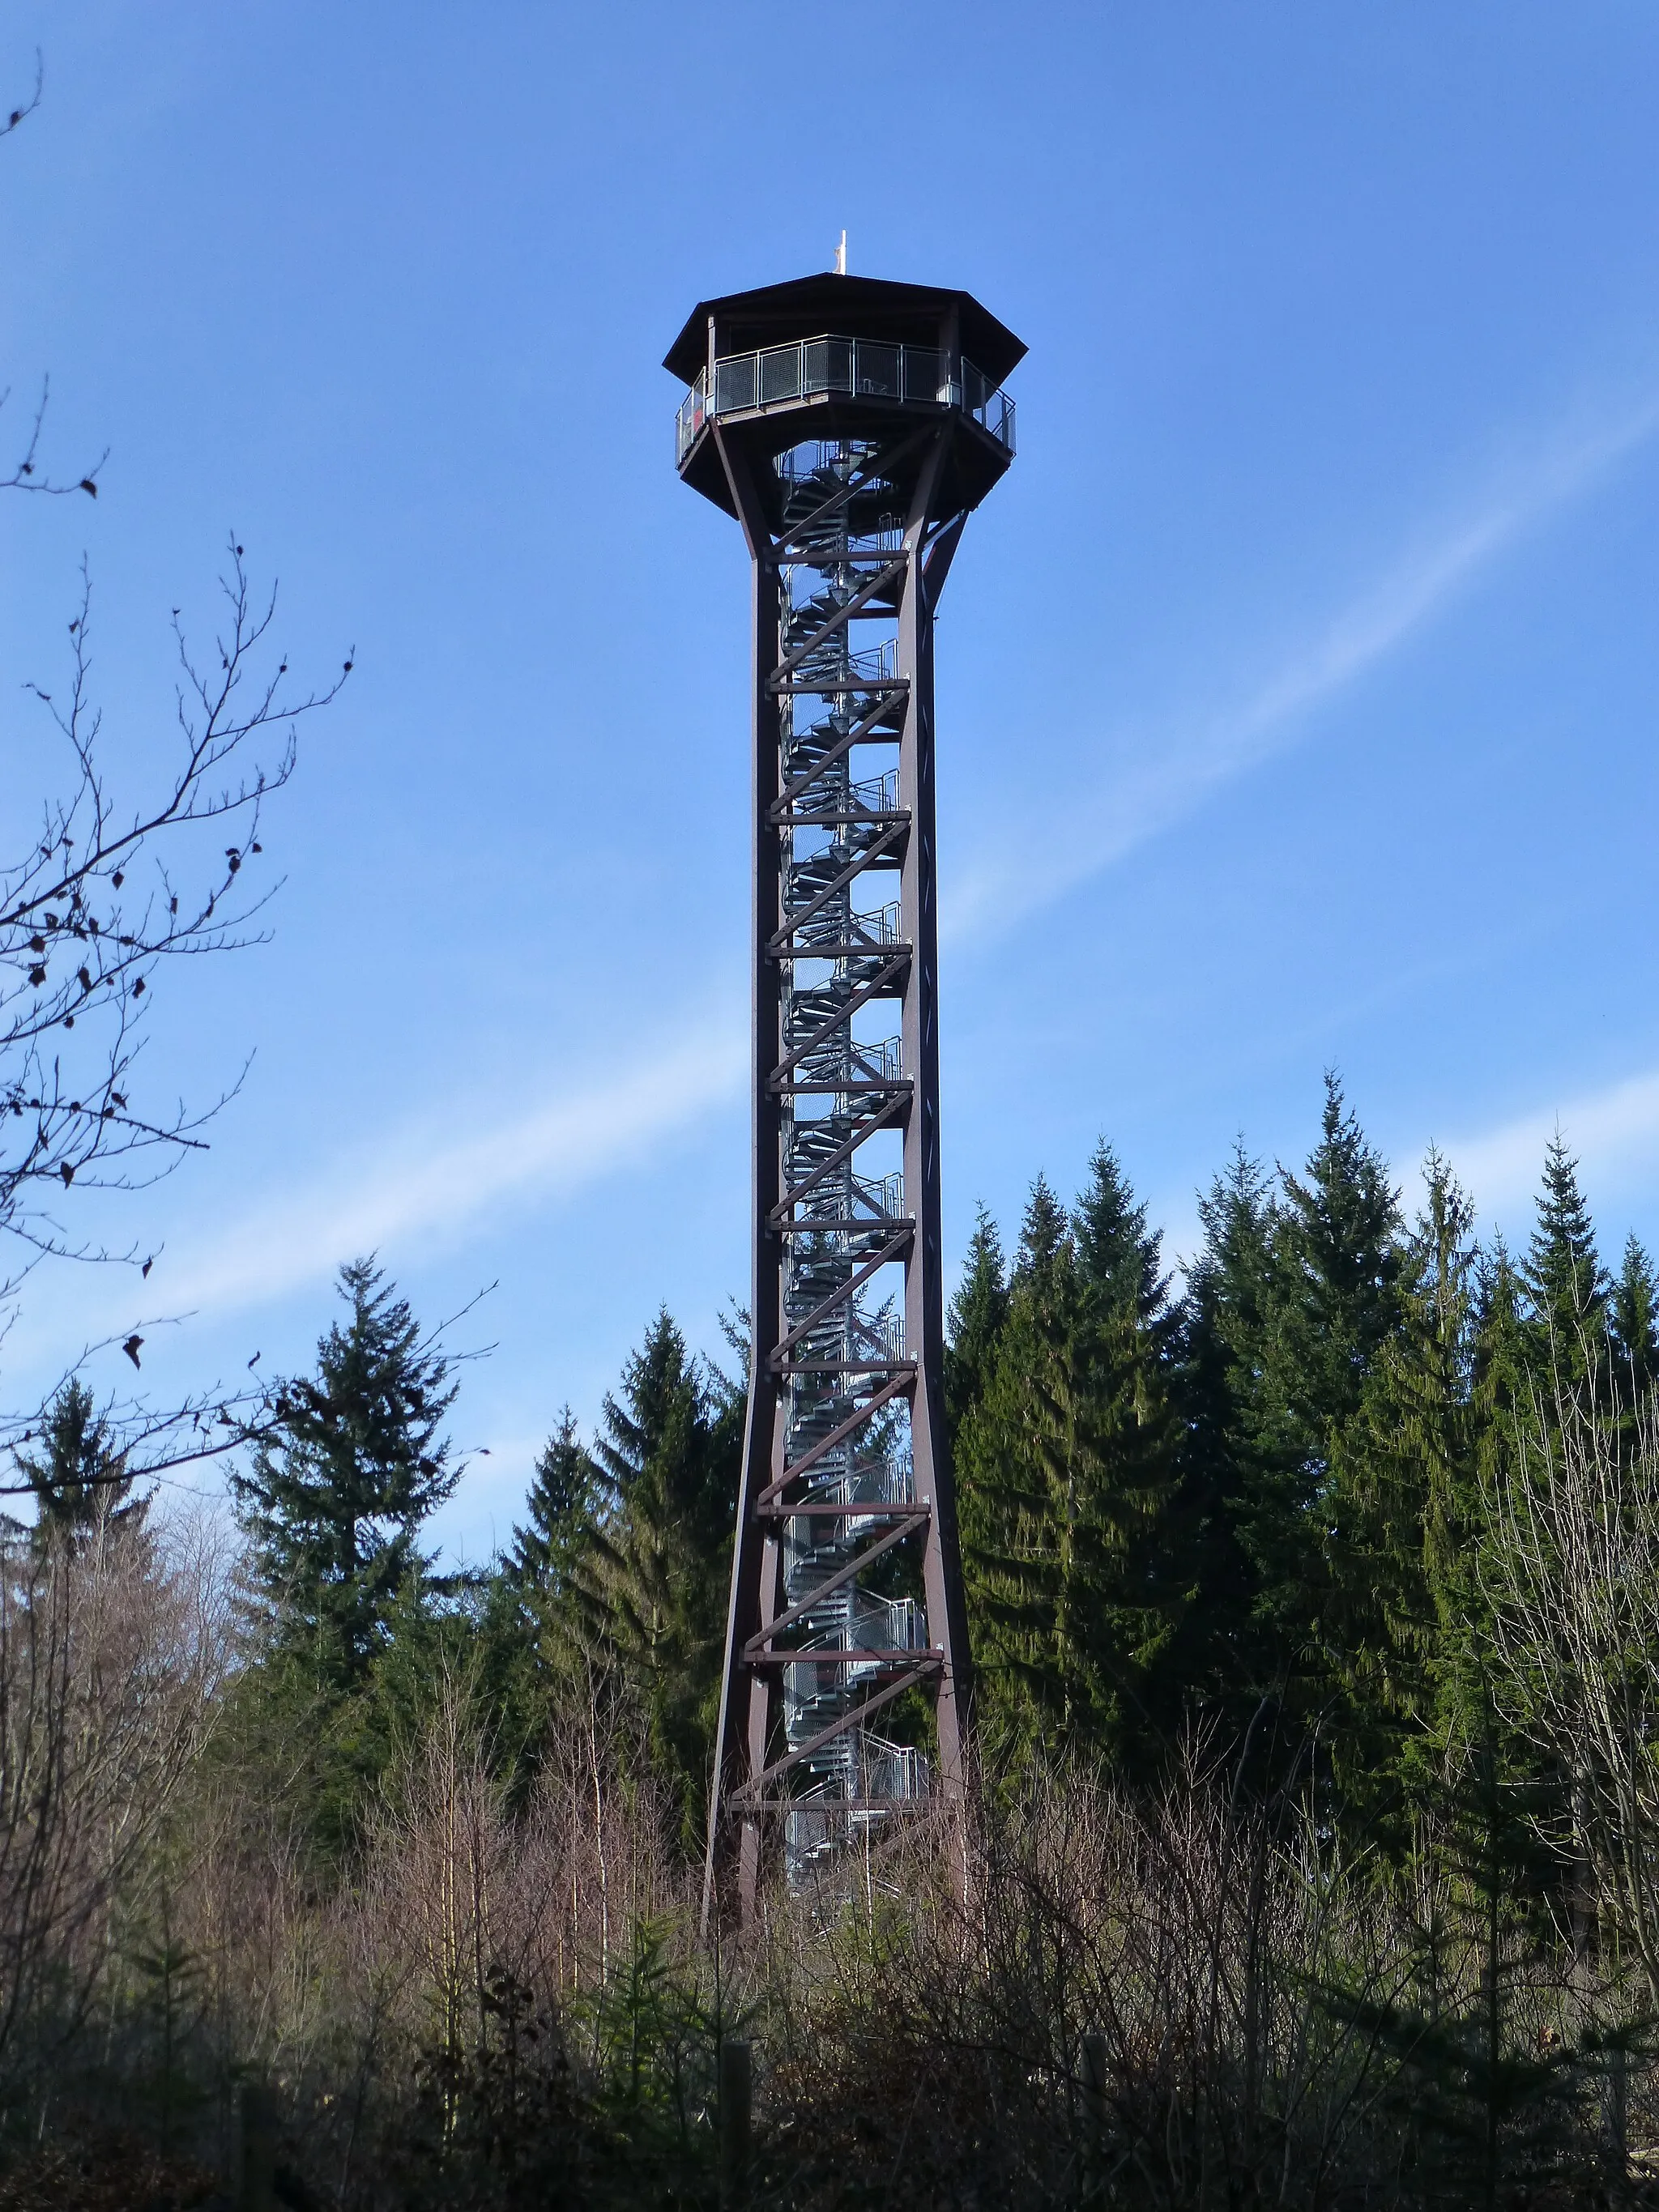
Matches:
[664,272,1026,388]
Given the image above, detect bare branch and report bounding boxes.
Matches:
[0,49,41,142]
[0,547,348,1280]
[0,376,105,500]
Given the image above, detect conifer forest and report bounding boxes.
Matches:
[11,1072,1659,2207]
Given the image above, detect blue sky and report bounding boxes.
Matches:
[3,3,1657,1560]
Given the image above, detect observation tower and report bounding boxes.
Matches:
[666,271,1023,1913]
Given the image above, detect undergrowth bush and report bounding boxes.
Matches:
[0,1518,1653,2208]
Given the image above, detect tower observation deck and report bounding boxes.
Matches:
[666,271,1023,1913]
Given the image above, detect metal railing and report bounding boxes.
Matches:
[781,636,896,688]
[851,1592,925,1656]
[676,335,1016,462]
[836,1455,913,1508]
[849,901,901,948]
[852,1307,906,1363]
[787,1165,904,1229]
[849,1035,902,1084]
[860,1734,929,1802]
[851,1167,904,1219]
[778,897,899,955]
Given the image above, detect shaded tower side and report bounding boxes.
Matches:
[665,275,1022,1915]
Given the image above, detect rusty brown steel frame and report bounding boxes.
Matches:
[687,407,995,1925]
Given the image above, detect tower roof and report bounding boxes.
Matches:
[663,272,1026,388]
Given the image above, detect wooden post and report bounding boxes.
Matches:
[236,2079,276,2212]
[719,2037,753,2210]
[1081,2033,1108,2201]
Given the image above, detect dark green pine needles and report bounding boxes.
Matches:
[234,1257,459,1693]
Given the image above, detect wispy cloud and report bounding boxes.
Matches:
[148,1025,744,1321]
[945,385,1659,946]
[1440,1066,1659,1225]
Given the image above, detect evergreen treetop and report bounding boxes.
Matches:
[595,1308,731,1564]
[1189,1140,1275,1384]
[1610,1233,1659,1398]
[1206,1080,1401,1698]
[233,1257,460,1688]
[11,1377,147,1548]
[1073,1140,1171,1333]
[1521,1136,1608,1368]
[945,1205,1009,1442]
[1472,1238,1529,1443]
[507,1406,605,1592]
[583,1308,739,1849]
[956,1153,1196,1774]
[1322,1152,1482,1823]
[1268,1071,1404,1444]
[1015,1172,1071,1290]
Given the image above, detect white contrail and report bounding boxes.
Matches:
[1439,1067,1659,1226]
[945,384,1659,945]
[44,1025,747,1336]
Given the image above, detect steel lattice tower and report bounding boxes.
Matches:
[666,273,1023,1914]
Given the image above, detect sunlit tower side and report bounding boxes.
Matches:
[666,272,1024,1913]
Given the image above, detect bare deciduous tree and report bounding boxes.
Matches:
[2,556,348,1294]
[1483,1378,1659,1999]
[0,1507,232,2080]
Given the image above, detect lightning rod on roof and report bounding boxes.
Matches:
[835,228,847,275]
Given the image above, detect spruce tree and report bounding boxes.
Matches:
[957,1154,1195,1775]
[956,1178,1081,1762]
[1239,1076,1403,1695]
[584,1310,738,1848]
[1520,1136,1607,1388]
[1185,1140,1280,1514]
[12,1377,147,1548]
[1073,1143,1166,1319]
[1017,1171,1070,1287]
[944,1206,1009,1443]
[233,1259,459,1692]
[1268,1072,1404,1443]
[1324,1153,1481,1835]
[1471,1238,1530,1511]
[508,1408,605,1594]
[505,1409,608,1688]
[1189,1141,1277,1392]
[1061,1144,1192,1769]
[1178,1142,1283,1726]
[1610,1234,1659,1400]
